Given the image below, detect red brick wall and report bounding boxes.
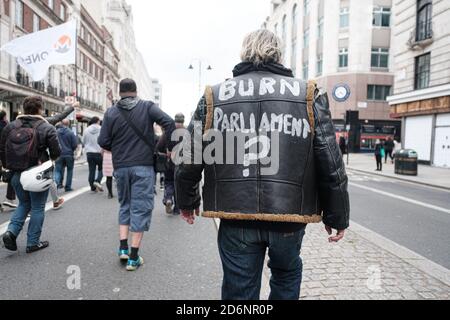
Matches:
[3,0,10,16]
[40,17,49,30]
[23,4,33,32]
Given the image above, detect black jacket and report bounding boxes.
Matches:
[98,97,176,170]
[0,115,61,170]
[175,63,350,231]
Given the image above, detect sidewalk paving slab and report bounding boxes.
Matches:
[346,153,450,190]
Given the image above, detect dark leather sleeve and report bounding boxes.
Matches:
[174,97,207,211]
[44,125,62,161]
[0,124,11,166]
[45,105,75,126]
[313,91,350,230]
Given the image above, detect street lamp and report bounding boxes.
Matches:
[189,59,213,96]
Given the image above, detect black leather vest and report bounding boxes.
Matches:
[202,72,321,223]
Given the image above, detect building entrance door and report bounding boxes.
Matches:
[434,127,450,168]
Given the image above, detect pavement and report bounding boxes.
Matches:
[0,165,449,300]
[346,153,450,190]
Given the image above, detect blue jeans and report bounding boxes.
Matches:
[54,156,75,190]
[163,180,179,214]
[218,222,306,300]
[87,153,103,191]
[114,166,155,233]
[8,173,49,247]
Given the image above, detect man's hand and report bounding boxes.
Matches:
[181,208,200,225]
[325,225,346,243]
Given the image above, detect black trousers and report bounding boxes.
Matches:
[376,155,383,171]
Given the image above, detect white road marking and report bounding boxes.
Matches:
[0,185,92,237]
[350,182,450,215]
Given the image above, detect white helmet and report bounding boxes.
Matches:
[20,161,54,193]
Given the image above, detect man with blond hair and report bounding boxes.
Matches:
[176,29,350,300]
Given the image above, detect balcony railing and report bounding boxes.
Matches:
[416,21,433,42]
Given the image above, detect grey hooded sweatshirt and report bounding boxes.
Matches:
[98,97,176,169]
[83,124,102,154]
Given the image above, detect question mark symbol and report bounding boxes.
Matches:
[243,136,271,177]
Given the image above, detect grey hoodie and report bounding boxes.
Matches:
[83,124,102,153]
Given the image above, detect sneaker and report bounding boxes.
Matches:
[3,232,17,251]
[65,188,74,193]
[3,200,18,209]
[118,249,129,261]
[108,194,114,199]
[165,200,173,214]
[126,256,144,271]
[93,182,104,192]
[53,198,65,211]
[26,241,49,254]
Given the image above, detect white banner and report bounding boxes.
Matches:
[0,20,77,81]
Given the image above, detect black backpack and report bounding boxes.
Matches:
[5,119,44,171]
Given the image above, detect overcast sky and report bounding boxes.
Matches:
[127,0,270,119]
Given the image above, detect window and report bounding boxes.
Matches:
[367,85,392,101]
[302,62,309,80]
[60,4,66,21]
[373,7,391,27]
[33,14,40,32]
[303,29,309,48]
[291,41,297,75]
[415,53,431,89]
[316,55,323,76]
[339,48,348,68]
[15,1,23,28]
[304,0,310,16]
[416,0,432,41]
[371,48,389,68]
[292,4,298,39]
[81,26,85,40]
[281,15,287,61]
[318,17,324,39]
[48,0,54,10]
[340,7,349,28]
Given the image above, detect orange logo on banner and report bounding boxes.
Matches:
[54,35,72,54]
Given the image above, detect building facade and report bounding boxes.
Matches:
[264,0,401,151]
[0,0,121,127]
[82,0,160,106]
[388,0,450,167]
[1,0,75,121]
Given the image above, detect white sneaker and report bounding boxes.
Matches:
[93,182,104,192]
[3,200,18,209]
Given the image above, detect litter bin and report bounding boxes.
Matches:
[395,149,418,176]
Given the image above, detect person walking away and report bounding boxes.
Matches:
[84,117,104,193]
[339,136,347,156]
[0,96,61,253]
[0,110,17,211]
[375,139,384,171]
[98,79,176,271]
[176,30,350,300]
[54,119,77,193]
[102,149,114,199]
[158,113,185,215]
[0,102,76,212]
[384,137,395,164]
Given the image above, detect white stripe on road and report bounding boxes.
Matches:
[349,182,450,215]
[0,185,92,237]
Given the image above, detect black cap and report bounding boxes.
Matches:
[119,79,137,93]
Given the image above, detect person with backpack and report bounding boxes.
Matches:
[0,96,61,254]
[98,79,175,271]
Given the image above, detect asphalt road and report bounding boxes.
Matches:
[0,164,449,299]
[0,170,222,300]
[347,169,450,269]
